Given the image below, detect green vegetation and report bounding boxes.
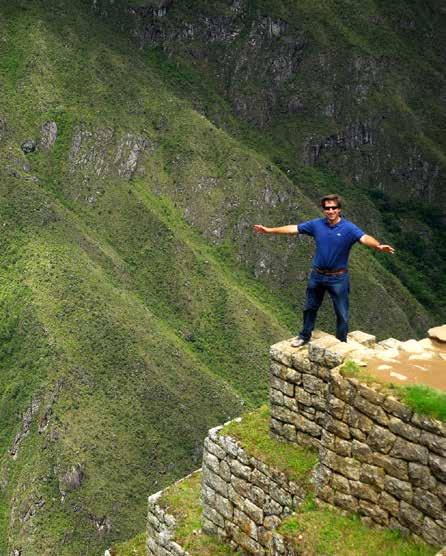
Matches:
[158,471,236,555]
[0,0,444,553]
[279,499,436,555]
[113,532,146,556]
[341,361,446,422]
[221,405,318,485]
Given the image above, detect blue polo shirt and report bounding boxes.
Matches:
[297,218,364,270]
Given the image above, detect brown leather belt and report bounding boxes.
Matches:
[314,267,348,276]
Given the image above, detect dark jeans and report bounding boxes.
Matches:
[299,270,350,342]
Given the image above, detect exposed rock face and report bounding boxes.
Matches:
[39,121,58,151]
[20,139,36,154]
[119,1,445,205]
[428,325,446,343]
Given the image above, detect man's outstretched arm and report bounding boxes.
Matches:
[360,234,395,254]
[253,224,298,235]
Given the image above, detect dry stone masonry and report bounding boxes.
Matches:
[147,328,446,555]
[201,422,307,555]
[269,330,446,548]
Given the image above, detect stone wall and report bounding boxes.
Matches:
[269,331,446,548]
[201,423,308,555]
[146,471,199,556]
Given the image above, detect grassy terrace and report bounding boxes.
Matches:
[221,404,318,486]
[341,361,446,423]
[278,498,436,556]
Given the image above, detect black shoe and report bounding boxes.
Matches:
[291,337,308,348]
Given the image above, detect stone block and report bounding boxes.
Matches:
[251,468,271,494]
[333,437,352,457]
[248,485,267,508]
[202,467,228,497]
[270,483,292,507]
[233,507,258,540]
[227,484,244,509]
[285,367,302,384]
[351,439,372,463]
[348,330,376,347]
[270,418,283,436]
[283,395,298,411]
[350,481,379,503]
[264,497,283,516]
[358,500,388,525]
[282,423,296,442]
[384,476,413,503]
[317,485,335,504]
[203,451,220,474]
[270,361,288,379]
[325,415,351,440]
[408,463,437,490]
[308,335,340,364]
[294,413,322,437]
[379,491,400,516]
[270,341,295,366]
[320,448,361,480]
[219,460,231,482]
[204,437,227,460]
[330,372,355,403]
[270,388,284,407]
[360,463,385,490]
[290,352,311,373]
[357,383,385,406]
[230,459,251,481]
[347,407,373,434]
[302,373,326,396]
[353,395,388,426]
[326,395,346,420]
[270,375,295,397]
[202,483,216,506]
[378,337,402,350]
[231,476,250,498]
[350,427,367,442]
[230,523,265,554]
[413,488,443,520]
[325,340,363,367]
[420,431,446,458]
[411,414,445,436]
[390,437,429,464]
[333,492,358,512]
[218,435,240,458]
[372,453,408,481]
[398,500,424,534]
[367,425,396,454]
[203,505,225,528]
[294,386,313,406]
[388,417,421,443]
[331,472,350,493]
[214,492,233,520]
[422,516,446,547]
[243,498,264,524]
[383,396,413,421]
[270,404,296,425]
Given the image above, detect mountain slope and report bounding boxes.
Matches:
[0,0,440,553]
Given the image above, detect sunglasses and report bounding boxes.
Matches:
[323,206,340,211]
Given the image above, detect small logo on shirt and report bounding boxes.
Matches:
[337,233,341,236]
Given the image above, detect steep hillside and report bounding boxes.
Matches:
[0,0,442,553]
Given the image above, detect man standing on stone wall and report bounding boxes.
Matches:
[254,194,395,347]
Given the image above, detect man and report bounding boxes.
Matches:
[253,194,394,347]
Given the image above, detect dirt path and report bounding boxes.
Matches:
[366,340,446,391]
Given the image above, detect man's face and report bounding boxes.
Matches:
[323,202,341,223]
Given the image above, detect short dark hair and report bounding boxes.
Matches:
[320,194,342,208]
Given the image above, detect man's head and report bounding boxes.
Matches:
[320,194,342,224]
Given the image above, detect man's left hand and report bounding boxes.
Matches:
[377,244,395,254]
